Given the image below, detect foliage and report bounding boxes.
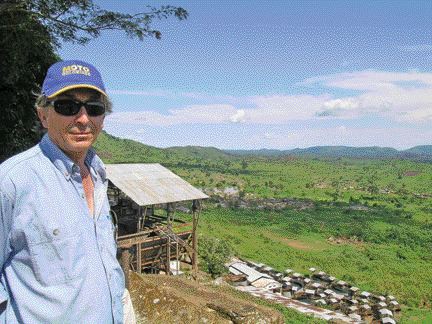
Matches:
[192,206,432,322]
[97,132,432,321]
[198,235,233,278]
[2,0,188,47]
[0,2,58,161]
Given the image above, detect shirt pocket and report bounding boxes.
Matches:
[28,232,86,286]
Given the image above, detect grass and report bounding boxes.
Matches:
[95,132,432,322]
[186,206,432,322]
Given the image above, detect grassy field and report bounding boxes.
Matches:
[95,132,432,322]
[185,206,431,323]
[170,158,432,322]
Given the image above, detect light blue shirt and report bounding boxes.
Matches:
[0,134,124,323]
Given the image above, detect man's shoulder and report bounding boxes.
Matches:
[0,144,44,192]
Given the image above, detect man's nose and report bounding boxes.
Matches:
[75,106,90,124]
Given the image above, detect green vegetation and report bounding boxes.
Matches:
[198,236,233,278]
[95,132,432,322]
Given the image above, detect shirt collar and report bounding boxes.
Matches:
[39,134,106,181]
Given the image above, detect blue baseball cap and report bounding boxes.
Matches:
[42,60,107,99]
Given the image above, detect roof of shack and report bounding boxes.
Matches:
[105,163,208,206]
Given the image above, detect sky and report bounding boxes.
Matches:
[58,0,432,150]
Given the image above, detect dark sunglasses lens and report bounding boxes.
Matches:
[85,102,106,116]
[54,100,80,116]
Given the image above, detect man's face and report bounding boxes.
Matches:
[37,89,105,159]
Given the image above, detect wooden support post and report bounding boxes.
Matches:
[142,206,148,231]
[137,242,141,274]
[120,249,131,289]
[136,205,142,274]
[137,206,142,232]
[191,199,200,278]
[166,237,171,275]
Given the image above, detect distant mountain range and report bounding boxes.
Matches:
[94,131,432,163]
[225,146,432,160]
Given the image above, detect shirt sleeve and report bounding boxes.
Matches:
[0,190,12,308]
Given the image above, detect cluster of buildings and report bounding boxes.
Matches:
[227,259,400,323]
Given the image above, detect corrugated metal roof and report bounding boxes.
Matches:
[229,262,271,283]
[106,163,208,206]
[251,278,281,289]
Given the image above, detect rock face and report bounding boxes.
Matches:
[129,272,284,324]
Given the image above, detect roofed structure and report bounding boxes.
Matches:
[105,163,208,286]
[106,163,208,206]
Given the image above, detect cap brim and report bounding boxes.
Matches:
[47,84,107,99]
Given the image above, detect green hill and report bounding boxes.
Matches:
[95,131,432,163]
[227,145,432,160]
[93,131,230,164]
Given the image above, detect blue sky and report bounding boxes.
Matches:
[59,0,432,149]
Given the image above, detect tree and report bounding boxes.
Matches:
[0,0,188,161]
[0,3,58,161]
[198,236,233,278]
[241,159,248,170]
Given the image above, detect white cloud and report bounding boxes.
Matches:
[108,104,238,126]
[324,98,359,110]
[230,109,246,123]
[246,94,331,122]
[108,70,432,126]
[306,70,432,122]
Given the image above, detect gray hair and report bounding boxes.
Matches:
[34,91,113,114]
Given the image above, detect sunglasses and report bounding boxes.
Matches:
[48,99,106,117]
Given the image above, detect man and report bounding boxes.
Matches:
[0,60,132,323]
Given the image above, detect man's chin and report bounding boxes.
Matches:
[66,137,94,151]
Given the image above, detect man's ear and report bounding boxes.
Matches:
[37,107,49,128]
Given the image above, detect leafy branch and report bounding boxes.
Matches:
[4,0,188,47]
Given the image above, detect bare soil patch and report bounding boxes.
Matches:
[403,171,420,176]
[263,233,327,251]
[327,236,364,246]
[129,271,284,323]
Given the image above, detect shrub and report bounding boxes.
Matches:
[198,235,234,278]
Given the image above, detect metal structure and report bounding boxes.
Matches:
[105,163,208,287]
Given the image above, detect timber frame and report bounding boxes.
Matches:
[105,164,207,288]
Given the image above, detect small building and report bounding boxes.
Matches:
[228,261,272,284]
[252,277,281,290]
[315,299,326,306]
[379,308,393,318]
[348,313,361,321]
[389,300,401,311]
[106,163,208,287]
[359,304,372,316]
[324,289,334,296]
[349,286,360,296]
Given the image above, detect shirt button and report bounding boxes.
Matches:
[53,228,60,236]
[81,193,85,199]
